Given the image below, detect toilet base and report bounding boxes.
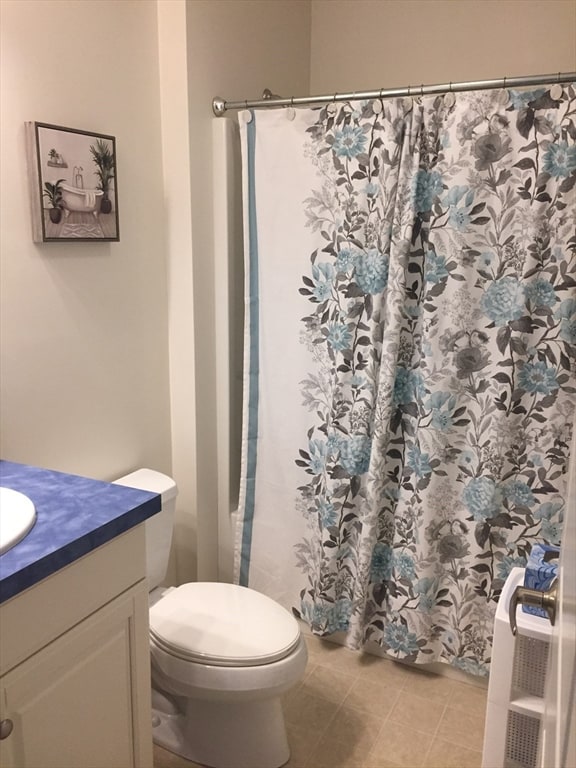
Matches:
[152,695,290,768]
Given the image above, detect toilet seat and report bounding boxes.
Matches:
[149,582,301,667]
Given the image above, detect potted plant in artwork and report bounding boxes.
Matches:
[43,179,65,223]
[89,139,115,214]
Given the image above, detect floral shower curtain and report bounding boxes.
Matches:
[236,82,576,675]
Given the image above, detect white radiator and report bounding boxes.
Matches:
[482,567,553,768]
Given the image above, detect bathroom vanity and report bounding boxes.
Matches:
[0,461,161,768]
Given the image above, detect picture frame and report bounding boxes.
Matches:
[26,122,119,242]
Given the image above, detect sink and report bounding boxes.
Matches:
[0,487,37,555]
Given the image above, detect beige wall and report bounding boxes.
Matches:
[0,0,172,480]
[0,0,310,588]
[311,0,576,93]
[159,0,311,583]
[157,0,198,586]
[4,0,572,587]
[186,0,311,581]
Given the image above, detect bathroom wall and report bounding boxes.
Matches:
[0,0,311,588]
[0,0,172,481]
[168,0,574,583]
[159,0,311,583]
[310,0,576,92]
[3,0,573,588]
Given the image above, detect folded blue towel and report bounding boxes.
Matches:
[523,543,560,617]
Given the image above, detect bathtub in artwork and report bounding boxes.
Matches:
[60,183,103,217]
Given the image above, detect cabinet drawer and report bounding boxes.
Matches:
[0,525,146,675]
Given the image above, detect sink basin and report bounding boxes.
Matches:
[0,487,37,555]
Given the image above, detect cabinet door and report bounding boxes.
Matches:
[0,585,152,768]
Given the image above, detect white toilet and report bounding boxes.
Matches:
[113,468,307,768]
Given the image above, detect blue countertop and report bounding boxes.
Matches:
[0,460,161,604]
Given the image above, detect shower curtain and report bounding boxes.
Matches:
[236,82,576,675]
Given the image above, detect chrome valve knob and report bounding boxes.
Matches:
[509,580,558,636]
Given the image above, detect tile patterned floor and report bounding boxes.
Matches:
[153,632,488,768]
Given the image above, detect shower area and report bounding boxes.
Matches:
[212,71,576,680]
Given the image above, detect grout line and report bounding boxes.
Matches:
[363,686,403,765]
[285,641,488,768]
[302,697,343,768]
[421,699,449,767]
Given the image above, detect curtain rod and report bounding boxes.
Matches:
[212,71,575,117]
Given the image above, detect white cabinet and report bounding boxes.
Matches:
[482,568,552,768]
[0,526,153,768]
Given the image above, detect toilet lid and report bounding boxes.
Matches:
[149,582,301,666]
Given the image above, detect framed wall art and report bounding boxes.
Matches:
[26,122,119,242]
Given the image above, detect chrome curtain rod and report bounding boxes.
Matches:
[212,71,576,117]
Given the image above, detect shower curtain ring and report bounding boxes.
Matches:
[407,84,411,96]
[420,84,424,97]
[291,96,294,107]
[503,76,507,89]
[449,81,453,92]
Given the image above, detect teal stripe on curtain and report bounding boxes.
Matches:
[239,111,259,586]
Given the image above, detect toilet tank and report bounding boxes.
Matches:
[113,468,178,590]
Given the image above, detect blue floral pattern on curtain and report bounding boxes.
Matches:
[294,84,576,675]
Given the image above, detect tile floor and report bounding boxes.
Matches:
[153,632,488,768]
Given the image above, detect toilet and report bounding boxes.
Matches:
[113,468,307,768]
